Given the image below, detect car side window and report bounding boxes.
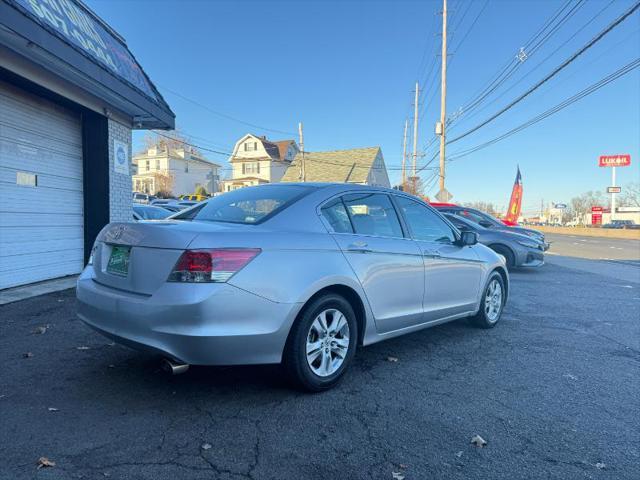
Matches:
[395,196,456,243]
[457,209,491,225]
[321,199,353,233]
[342,193,403,238]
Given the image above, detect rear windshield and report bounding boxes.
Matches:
[174,185,314,224]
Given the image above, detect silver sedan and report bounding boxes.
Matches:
[77,184,509,391]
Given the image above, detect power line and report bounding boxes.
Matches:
[453,0,578,120]
[447,57,640,161]
[449,0,489,57]
[151,130,436,173]
[449,0,616,131]
[448,0,640,145]
[157,84,297,136]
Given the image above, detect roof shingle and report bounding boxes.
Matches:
[281,147,383,184]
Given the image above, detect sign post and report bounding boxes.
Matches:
[598,154,631,222]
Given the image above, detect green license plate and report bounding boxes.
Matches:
[107,246,130,276]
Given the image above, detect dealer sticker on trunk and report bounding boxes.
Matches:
[107,246,131,276]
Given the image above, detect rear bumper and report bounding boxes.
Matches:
[76,267,302,365]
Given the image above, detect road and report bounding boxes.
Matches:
[1,241,639,479]
[545,233,640,284]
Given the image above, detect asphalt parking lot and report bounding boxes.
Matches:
[1,247,639,479]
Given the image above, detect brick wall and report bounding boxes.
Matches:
[107,118,133,222]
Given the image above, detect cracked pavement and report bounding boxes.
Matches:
[1,259,639,479]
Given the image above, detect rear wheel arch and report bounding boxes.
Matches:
[292,284,367,347]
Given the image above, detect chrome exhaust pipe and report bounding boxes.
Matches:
[162,358,189,375]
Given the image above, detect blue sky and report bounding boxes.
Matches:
[88,0,639,213]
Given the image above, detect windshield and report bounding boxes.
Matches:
[174,185,314,224]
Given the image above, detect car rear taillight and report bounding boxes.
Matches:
[168,249,261,283]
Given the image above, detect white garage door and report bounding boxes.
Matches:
[0,80,84,289]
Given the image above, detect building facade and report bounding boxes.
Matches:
[0,0,174,289]
[132,146,220,196]
[221,134,299,192]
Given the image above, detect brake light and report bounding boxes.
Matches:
[168,249,261,283]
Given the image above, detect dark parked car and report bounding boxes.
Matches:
[433,204,549,250]
[132,204,171,221]
[444,213,545,269]
[603,220,637,229]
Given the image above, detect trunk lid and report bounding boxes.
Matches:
[93,220,249,295]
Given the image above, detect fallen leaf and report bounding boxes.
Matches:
[57,299,64,303]
[398,464,408,469]
[563,373,578,381]
[387,356,399,363]
[33,325,48,335]
[37,457,55,469]
[48,407,59,412]
[471,435,487,447]
[455,451,463,458]
[76,346,90,350]
[595,462,606,470]
[392,472,405,480]
[108,364,115,369]
[23,352,33,358]
[201,443,212,450]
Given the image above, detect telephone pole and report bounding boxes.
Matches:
[412,82,419,192]
[438,0,448,193]
[401,119,408,188]
[298,122,305,182]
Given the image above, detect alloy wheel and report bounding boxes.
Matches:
[306,308,350,377]
[485,279,503,322]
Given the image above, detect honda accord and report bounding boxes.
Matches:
[77,184,509,391]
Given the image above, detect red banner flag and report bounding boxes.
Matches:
[505,167,523,225]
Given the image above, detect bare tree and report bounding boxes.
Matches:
[570,190,608,225]
[618,182,640,207]
[463,201,499,215]
[403,176,425,198]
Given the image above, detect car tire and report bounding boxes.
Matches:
[284,293,358,392]
[491,245,515,269]
[469,272,505,329]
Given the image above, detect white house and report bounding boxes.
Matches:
[221,134,299,192]
[133,146,221,196]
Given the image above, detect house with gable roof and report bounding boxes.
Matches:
[221,134,299,192]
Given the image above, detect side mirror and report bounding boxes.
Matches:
[479,220,493,228]
[460,231,478,246]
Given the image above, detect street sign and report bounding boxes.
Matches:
[607,186,621,194]
[435,188,452,203]
[599,154,631,167]
[592,213,602,225]
[554,203,567,209]
[591,206,603,213]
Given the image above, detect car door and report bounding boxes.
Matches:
[321,193,424,333]
[394,196,483,322]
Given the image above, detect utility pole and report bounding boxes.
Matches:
[298,122,305,182]
[438,0,448,193]
[412,82,419,192]
[401,119,408,188]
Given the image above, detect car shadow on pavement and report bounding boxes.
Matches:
[69,317,480,399]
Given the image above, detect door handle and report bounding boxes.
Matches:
[424,251,441,258]
[347,242,372,253]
